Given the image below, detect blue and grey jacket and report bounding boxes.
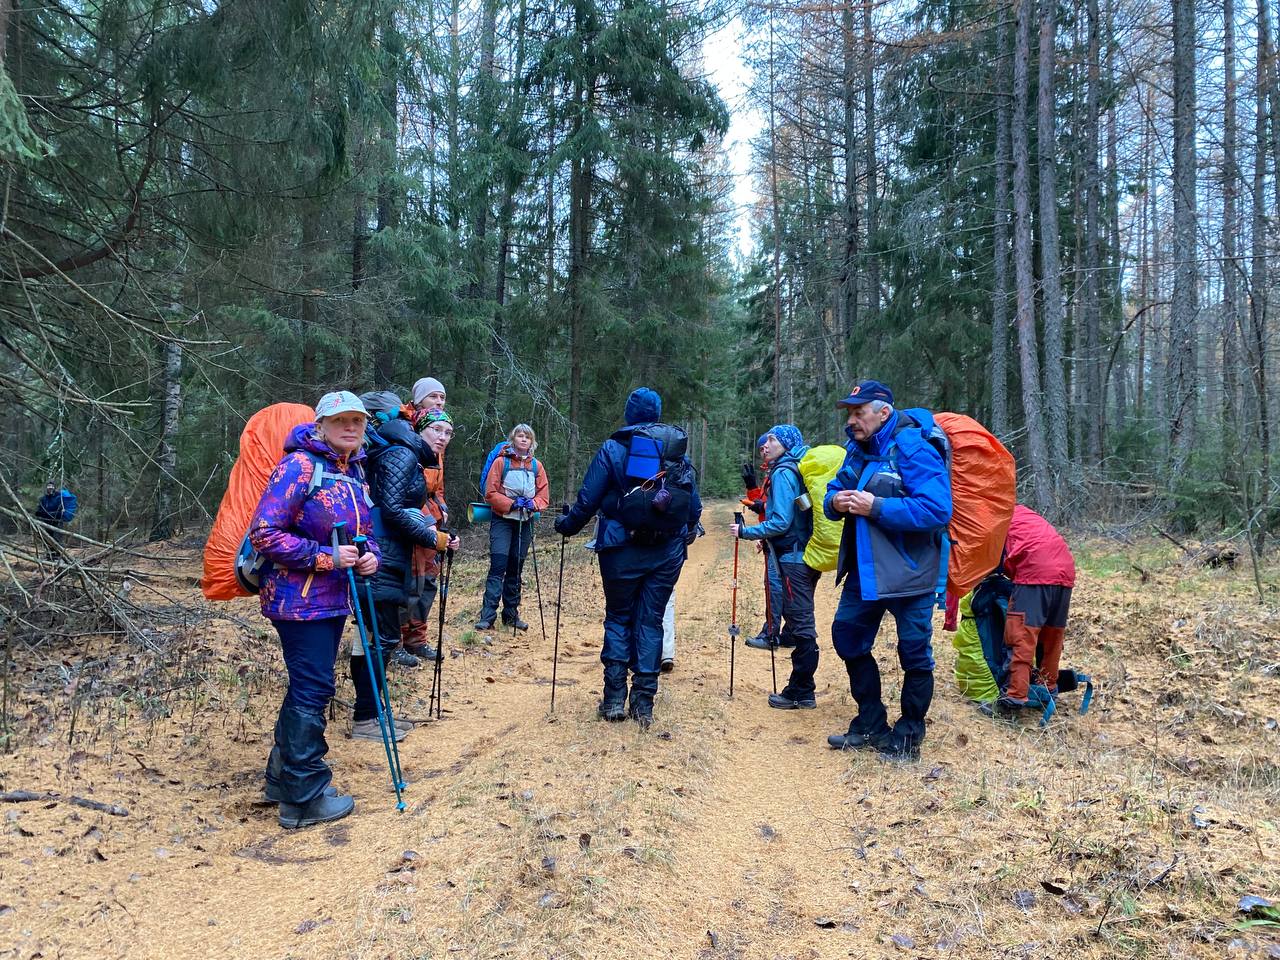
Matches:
[559,422,704,552]
[823,410,952,600]
[737,445,813,564]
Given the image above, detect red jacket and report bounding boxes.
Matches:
[1003,505,1075,587]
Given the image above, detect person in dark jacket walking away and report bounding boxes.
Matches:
[475,424,551,631]
[349,401,457,740]
[731,425,822,709]
[35,482,75,550]
[248,391,380,828]
[555,388,702,728]
[996,505,1076,712]
[823,381,952,759]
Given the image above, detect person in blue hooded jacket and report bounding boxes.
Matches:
[554,388,702,728]
[730,425,822,710]
[822,380,952,759]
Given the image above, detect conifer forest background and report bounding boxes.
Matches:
[2,0,1278,544]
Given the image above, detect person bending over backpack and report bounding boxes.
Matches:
[731,425,822,710]
[555,388,702,728]
[823,381,952,760]
[996,504,1076,713]
[248,391,380,829]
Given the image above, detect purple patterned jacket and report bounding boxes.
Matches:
[248,424,381,622]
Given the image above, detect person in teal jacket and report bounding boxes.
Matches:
[731,425,822,709]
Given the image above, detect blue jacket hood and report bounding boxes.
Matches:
[624,388,662,426]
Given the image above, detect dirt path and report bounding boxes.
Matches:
[2,506,1279,959]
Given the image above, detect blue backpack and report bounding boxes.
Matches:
[58,490,77,522]
[234,453,368,595]
[969,573,1094,726]
[478,441,539,494]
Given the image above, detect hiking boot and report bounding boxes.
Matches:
[474,616,495,631]
[871,729,923,761]
[629,702,654,730]
[996,695,1032,714]
[390,647,420,668]
[351,718,408,742]
[598,700,627,722]
[827,716,891,751]
[744,632,778,651]
[660,658,675,674]
[403,642,437,662]
[769,692,816,710]
[503,616,529,632]
[264,783,339,805]
[278,790,355,830]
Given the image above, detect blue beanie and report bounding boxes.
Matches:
[756,433,770,450]
[624,387,662,426]
[768,424,804,451]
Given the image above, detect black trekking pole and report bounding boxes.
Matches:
[729,511,743,698]
[333,525,404,810]
[512,516,526,639]
[355,535,406,798]
[429,529,455,720]
[550,504,569,713]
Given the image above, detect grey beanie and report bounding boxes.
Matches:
[412,377,447,406]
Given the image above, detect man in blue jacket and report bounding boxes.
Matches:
[823,381,952,759]
[555,388,702,729]
[731,425,821,710]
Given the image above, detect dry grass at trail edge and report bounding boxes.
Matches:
[1,504,1279,960]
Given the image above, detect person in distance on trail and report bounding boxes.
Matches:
[248,391,380,829]
[742,433,784,648]
[730,425,823,710]
[823,381,952,760]
[398,377,450,664]
[554,388,703,729]
[993,504,1076,713]
[35,481,74,548]
[475,423,551,631]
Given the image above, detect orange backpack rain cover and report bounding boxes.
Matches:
[200,403,316,600]
[935,412,1016,595]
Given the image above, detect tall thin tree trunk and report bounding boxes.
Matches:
[839,1,858,343]
[1037,0,1069,480]
[769,11,785,419]
[991,8,1012,437]
[1082,0,1103,463]
[1167,0,1199,465]
[1012,0,1054,511]
[150,340,182,541]
[862,0,879,322]
[1223,0,1242,437]
[1251,0,1272,479]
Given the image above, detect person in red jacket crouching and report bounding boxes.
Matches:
[998,504,1075,712]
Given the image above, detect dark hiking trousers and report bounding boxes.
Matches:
[351,589,401,723]
[776,561,821,698]
[597,537,685,712]
[480,517,532,622]
[268,616,344,804]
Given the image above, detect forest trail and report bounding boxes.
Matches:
[2,505,1279,959]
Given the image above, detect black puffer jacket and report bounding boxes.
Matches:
[366,418,438,603]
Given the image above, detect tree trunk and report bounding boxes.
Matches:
[1012,0,1054,512]
[299,201,321,388]
[150,340,182,541]
[1082,0,1103,463]
[1251,0,1272,479]
[1223,0,1241,436]
[991,7,1012,438]
[1037,0,1070,480]
[862,0,879,322]
[769,11,785,419]
[1167,0,1198,465]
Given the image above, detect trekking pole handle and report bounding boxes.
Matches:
[353,534,369,557]
[733,511,744,528]
[334,521,352,547]
[560,503,570,515]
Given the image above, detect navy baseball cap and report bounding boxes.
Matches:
[836,380,894,408]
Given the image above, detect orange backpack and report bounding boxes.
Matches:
[201,403,316,600]
[933,412,1017,595]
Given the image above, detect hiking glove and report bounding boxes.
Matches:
[553,515,573,536]
[741,463,757,491]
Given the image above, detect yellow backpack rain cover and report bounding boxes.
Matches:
[799,444,846,573]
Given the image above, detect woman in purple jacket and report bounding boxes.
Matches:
[249,391,381,829]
